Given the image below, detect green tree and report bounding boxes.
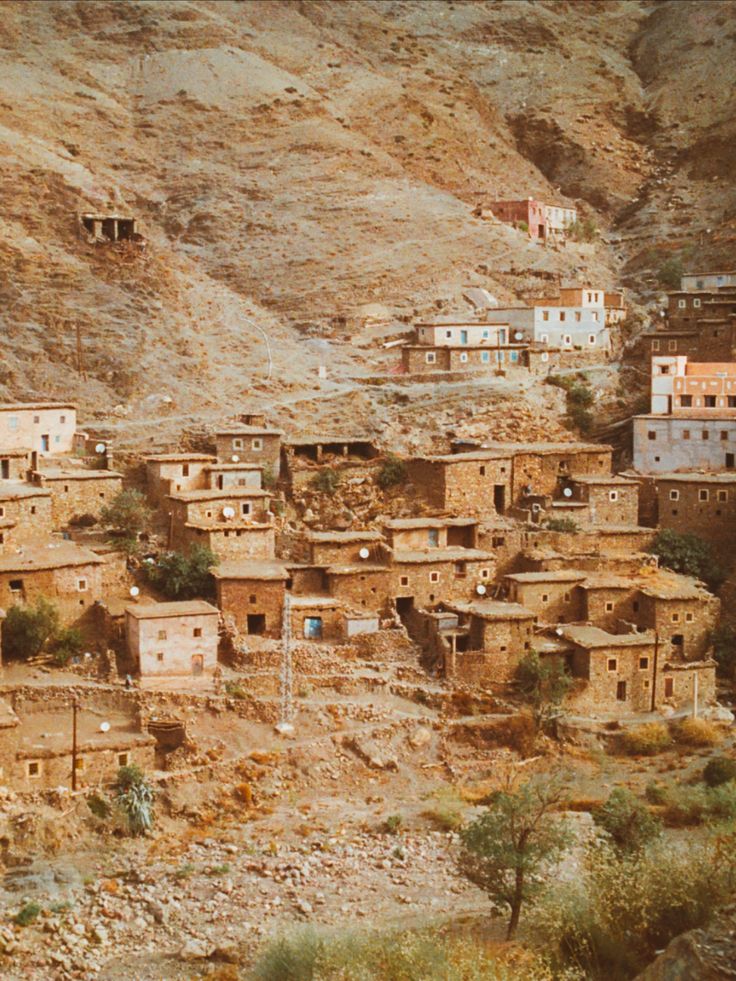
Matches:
[515,651,571,728]
[593,787,662,853]
[115,765,154,836]
[657,256,684,289]
[99,489,152,552]
[49,626,84,666]
[2,598,60,661]
[145,545,217,600]
[376,455,407,490]
[459,777,571,940]
[649,529,725,590]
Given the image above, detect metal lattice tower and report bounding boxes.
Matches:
[276,593,294,734]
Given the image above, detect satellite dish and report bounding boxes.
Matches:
[99,721,111,733]
[129,586,140,598]
[231,455,240,463]
[555,627,564,636]
[563,487,573,498]
[223,506,235,519]
[514,331,523,341]
[358,547,370,560]
[476,584,487,596]
[531,502,542,513]
[95,442,106,454]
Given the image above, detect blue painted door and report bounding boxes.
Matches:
[304,617,323,640]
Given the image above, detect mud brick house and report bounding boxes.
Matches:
[80,212,139,243]
[383,517,479,551]
[145,453,218,506]
[0,542,105,631]
[401,344,526,375]
[323,564,392,617]
[283,436,380,490]
[0,482,53,550]
[0,691,155,791]
[288,596,344,642]
[639,472,736,547]
[307,530,386,565]
[213,559,288,639]
[633,415,736,472]
[557,286,627,326]
[504,570,586,623]
[0,403,76,456]
[681,270,736,291]
[633,571,719,662]
[167,487,274,559]
[544,474,640,528]
[31,468,123,528]
[407,453,512,514]
[203,462,263,491]
[440,599,536,683]
[390,546,495,613]
[125,600,219,686]
[576,573,643,632]
[0,449,31,481]
[214,424,283,478]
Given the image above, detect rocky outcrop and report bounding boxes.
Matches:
[636,907,736,980]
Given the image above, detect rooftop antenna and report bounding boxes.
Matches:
[275,593,294,735]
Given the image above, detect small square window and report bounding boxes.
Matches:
[652,339,660,352]
[647,431,656,441]
[9,579,23,593]
[252,438,263,451]
[400,576,409,587]
[233,438,244,450]
[671,613,680,623]
[33,415,39,424]
[425,352,436,364]
[682,430,691,440]
[157,629,167,641]
[60,415,66,424]
[249,594,257,604]
[669,489,679,501]
[718,490,728,502]
[698,489,709,502]
[429,571,440,584]
[118,753,129,767]
[242,503,251,516]
[542,593,549,603]
[605,602,614,612]
[702,430,710,441]
[609,490,618,502]
[156,652,164,662]
[639,657,649,670]
[77,579,87,592]
[607,658,617,672]
[685,612,694,622]
[27,761,41,778]
[193,627,202,638]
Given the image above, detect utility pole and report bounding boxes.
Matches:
[71,695,79,791]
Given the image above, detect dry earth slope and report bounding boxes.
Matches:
[0,0,734,443]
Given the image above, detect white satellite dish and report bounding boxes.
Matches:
[231,455,240,463]
[95,442,106,454]
[129,586,140,598]
[223,506,236,519]
[476,584,487,596]
[563,487,573,498]
[514,331,523,341]
[358,547,370,560]
[531,502,542,513]
[99,721,111,733]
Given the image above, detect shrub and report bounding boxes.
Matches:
[593,788,662,853]
[49,626,84,666]
[376,455,406,490]
[422,787,465,831]
[515,651,571,729]
[703,756,736,787]
[566,217,597,242]
[116,766,155,836]
[568,403,594,434]
[2,597,60,661]
[648,529,725,590]
[711,624,736,678]
[310,469,340,493]
[252,926,321,981]
[87,793,111,820]
[14,902,41,927]
[69,512,97,528]
[707,781,736,822]
[661,784,710,826]
[99,489,152,546]
[657,256,684,289]
[644,780,668,804]
[382,814,403,834]
[544,517,578,533]
[671,717,723,747]
[619,723,671,756]
[145,544,217,600]
[261,464,277,490]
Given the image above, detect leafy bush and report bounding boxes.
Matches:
[100,489,152,551]
[515,651,571,728]
[2,597,59,661]
[544,517,578,533]
[648,529,725,590]
[566,217,597,242]
[593,788,662,853]
[711,624,736,678]
[382,814,403,834]
[707,781,736,821]
[671,717,723,747]
[69,512,97,528]
[619,723,672,756]
[657,256,684,289]
[14,901,41,927]
[115,765,155,836]
[261,464,277,490]
[660,784,710,826]
[376,455,406,490]
[87,793,111,820]
[145,545,217,600]
[49,626,84,666]
[644,780,668,805]
[535,833,736,979]
[568,403,594,434]
[310,469,340,493]
[703,756,736,787]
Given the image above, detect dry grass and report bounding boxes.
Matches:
[671,717,723,748]
[619,723,672,757]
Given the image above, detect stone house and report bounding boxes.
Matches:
[0,542,106,632]
[0,403,77,456]
[144,453,218,506]
[390,547,495,613]
[323,564,392,617]
[167,487,274,559]
[0,449,31,481]
[415,322,512,347]
[504,570,586,623]
[407,453,512,514]
[214,425,283,479]
[401,345,526,375]
[546,474,640,527]
[632,415,736,472]
[383,517,479,551]
[633,572,719,662]
[644,472,736,547]
[440,599,536,683]
[485,304,610,350]
[307,530,386,565]
[30,469,123,528]
[0,483,53,550]
[489,198,548,238]
[203,462,263,491]
[125,600,220,685]
[213,559,288,639]
[480,442,614,507]
[681,270,736,291]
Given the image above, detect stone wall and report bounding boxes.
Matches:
[217,577,286,638]
[40,473,123,527]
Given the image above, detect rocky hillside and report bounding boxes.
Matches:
[0,0,733,446]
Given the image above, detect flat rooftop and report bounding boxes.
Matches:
[384,517,477,529]
[144,453,216,463]
[168,488,269,502]
[0,402,76,411]
[653,472,736,484]
[0,542,104,572]
[567,474,638,485]
[392,547,493,564]
[445,600,535,620]
[212,560,289,581]
[505,570,587,583]
[34,469,123,481]
[560,625,655,648]
[126,600,219,619]
[0,481,51,501]
[308,530,384,543]
[214,426,282,436]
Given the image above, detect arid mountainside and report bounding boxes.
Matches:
[0,0,734,446]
